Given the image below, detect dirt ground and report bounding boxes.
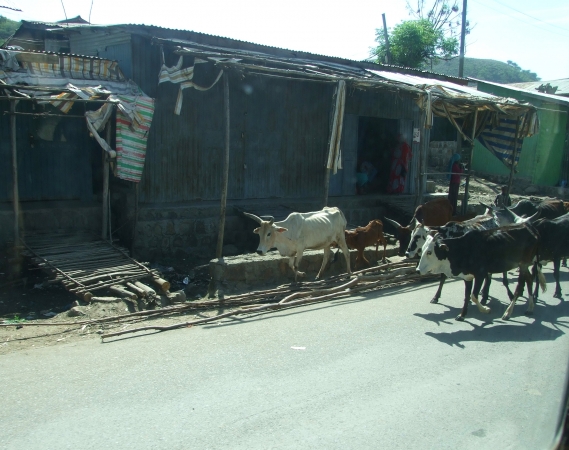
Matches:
[1,174,567,355]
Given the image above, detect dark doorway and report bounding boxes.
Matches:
[356,117,398,194]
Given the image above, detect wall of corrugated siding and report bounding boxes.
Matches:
[0,101,97,203]
[69,31,131,57]
[98,35,426,203]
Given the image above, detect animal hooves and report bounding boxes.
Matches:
[554,292,562,299]
[430,298,439,304]
[501,314,510,321]
[481,307,491,314]
[455,315,465,321]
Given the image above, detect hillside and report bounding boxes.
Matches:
[429,57,540,83]
[0,16,20,46]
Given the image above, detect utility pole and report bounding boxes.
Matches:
[458,0,468,77]
[382,13,391,64]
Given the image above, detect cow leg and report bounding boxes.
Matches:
[480,273,492,306]
[456,279,473,321]
[360,249,370,267]
[502,271,515,300]
[316,247,331,280]
[294,248,306,281]
[337,237,353,277]
[520,266,536,316]
[562,258,567,268]
[503,268,528,320]
[430,274,446,304]
[471,276,491,315]
[554,258,562,299]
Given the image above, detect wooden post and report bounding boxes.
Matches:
[10,99,20,245]
[322,168,330,208]
[461,109,478,214]
[216,72,230,259]
[130,181,139,255]
[416,108,429,209]
[381,14,391,64]
[507,116,521,198]
[102,121,111,240]
[458,0,468,77]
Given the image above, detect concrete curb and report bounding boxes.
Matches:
[209,244,401,289]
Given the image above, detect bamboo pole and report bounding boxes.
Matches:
[216,72,230,259]
[507,116,521,198]
[10,99,19,245]
[461,109,478,215]
[102,120,111,240]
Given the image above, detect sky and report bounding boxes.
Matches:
[1,0,568,81]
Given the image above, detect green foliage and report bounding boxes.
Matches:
[430,58,540,83]
[0,15,21,45]
[4,315,25,324]
[372,19,458,68]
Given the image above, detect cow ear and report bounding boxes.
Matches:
[276,227,288,233]
[253,227,260,234]
[440,243,449,251]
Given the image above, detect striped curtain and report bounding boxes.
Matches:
[115,95,155,182]
[477,115,522,170]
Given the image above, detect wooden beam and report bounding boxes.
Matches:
[10,99,19,244]
[216,72,230,259]
[102,121,111,240]
[507,116,521,198]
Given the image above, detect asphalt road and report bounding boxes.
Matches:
[2,263,569,450]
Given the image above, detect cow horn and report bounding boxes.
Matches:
[261,215,275,225]
[384,217,402,229]
[243,212,264,224]
[480,202,493,213]
[526,210,541,223]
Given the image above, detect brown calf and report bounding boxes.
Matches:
[344,220,388,268]
[384,197,454,256]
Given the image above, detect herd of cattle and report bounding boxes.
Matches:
[244,196,569,321]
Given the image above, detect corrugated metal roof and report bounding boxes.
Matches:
[13,20,469,85]
[475,79,569,106]
[509,79,569,97]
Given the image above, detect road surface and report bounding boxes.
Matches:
[2,262,569,449]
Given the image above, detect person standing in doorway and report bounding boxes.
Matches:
[447,153,464,215]
[387,134,412,194]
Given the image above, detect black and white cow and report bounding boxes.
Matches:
[417,224,546,321]
[406,209,539,304]
[533,213,569,299]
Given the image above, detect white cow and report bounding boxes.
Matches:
[244,207,352,281]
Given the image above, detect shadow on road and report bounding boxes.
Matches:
[413,268,569,348]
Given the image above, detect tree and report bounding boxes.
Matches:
[371,19,458,68]
[406,0,466,39]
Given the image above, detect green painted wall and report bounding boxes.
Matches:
[471,82,568,186]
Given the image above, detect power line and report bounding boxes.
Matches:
[471,0,569,39]
[491,0,569,34]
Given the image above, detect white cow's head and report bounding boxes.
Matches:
[416,235,453,278]
[405,223,430,258]
[243,212,288,255]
